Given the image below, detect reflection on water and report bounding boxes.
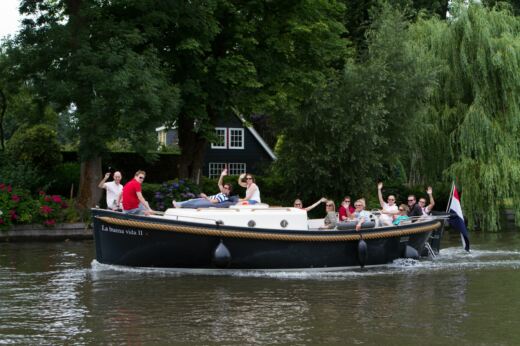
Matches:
[1,232,520,344]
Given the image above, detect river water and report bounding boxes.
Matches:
[1,231,520,345]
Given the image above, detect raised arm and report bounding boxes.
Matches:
[238,173,247,188]
[218,169,227,193]
[98,172,111,188]
[304,197,327,212]
[426,186,435,212]
[377,182,385,208]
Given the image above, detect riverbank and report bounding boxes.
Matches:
[0,223,91,242]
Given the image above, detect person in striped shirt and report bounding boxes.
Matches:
[173,169,233,208]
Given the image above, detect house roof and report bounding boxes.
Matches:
[156,114,277,161]
[235,114,277,161]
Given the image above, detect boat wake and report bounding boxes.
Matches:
[90,246,520,279]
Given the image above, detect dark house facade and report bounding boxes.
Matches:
[156,115,276,178]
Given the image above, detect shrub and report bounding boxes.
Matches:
[47,162,81,197]
[149,179,201,211]
[6,124,62,170]
[0,183,37,229]
[36,191,69,227]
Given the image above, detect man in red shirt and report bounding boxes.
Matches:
[120,170,153,216]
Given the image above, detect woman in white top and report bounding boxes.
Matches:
[238,173,261,204]
[377,182,399,226]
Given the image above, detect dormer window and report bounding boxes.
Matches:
[211,127,227,149]
[211,127,244,149]
[229,128,244,149]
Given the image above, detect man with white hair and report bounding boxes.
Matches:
[98,170,123,211]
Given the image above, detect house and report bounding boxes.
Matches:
[156,115,276,178]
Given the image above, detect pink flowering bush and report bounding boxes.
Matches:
[37,191,69,227]
[0,183,36,229]
[0,182,69,230]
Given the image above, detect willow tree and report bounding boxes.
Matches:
[411,3,520,230]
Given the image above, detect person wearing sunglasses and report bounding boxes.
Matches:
[406,195,423,217]
[377,182,399,226]
[173,169,233,208]
[338,196,355,221]
[237,173,261,204]
[121,170,153,216]
[393,204,410,225]
[294,197,327,212]
[320,200,337,229]
[418,186,435,216]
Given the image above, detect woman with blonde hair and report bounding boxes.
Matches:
[320,200,337,229]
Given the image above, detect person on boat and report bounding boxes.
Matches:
[238,173,260,204]
[338,196,355,221]
[319,200,337,229]
[98,170,123,211]
[418,186,435,216]
[120,170,153,216]
[294,197,327,211]
[173,169,233,208]
[393,204,410,225]
[348,199,372,231]
[377,182,399,226]
[406,195,423,218]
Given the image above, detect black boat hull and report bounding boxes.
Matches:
[92,209,441,270]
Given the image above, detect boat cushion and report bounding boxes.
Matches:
[336,221,376,230]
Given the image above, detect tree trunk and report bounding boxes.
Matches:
[177,114,208,183]
[77,156,103,209]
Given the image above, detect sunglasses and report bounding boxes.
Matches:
[246,177,253,180]
[294,203,302,206]
[388,198,395,201]
[355,204,362,207]
[326,204,334,207]
[138,176,145,180]
[407,199,414,202]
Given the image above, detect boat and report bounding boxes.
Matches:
[92,203,444,270]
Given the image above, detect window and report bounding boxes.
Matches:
[211,128,227,149]
[208,163,226,179]
[228,163,246,176]
[208,163,246,178]
[229,128,244,149]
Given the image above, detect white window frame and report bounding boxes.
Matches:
[227,163,246,176]
[208,163,227,179]
[211,127,227,149]
[228,128,244,149]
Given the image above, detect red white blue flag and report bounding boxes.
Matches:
[448,184,470,251]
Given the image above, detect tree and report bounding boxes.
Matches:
[274,4,438,201]
[411,3,520,230]
[146,0,349,180]
[6,0,179,208]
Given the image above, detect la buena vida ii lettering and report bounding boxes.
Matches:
[101,224,144,236]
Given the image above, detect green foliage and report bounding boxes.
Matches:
[6,124,62,171]
[0,182,72,229]
[411,2,520,230]
[0,151,49,192]
[47,162,81,197]
[0,183,36,229]
[274,4,437,203]
[36,192,69,227]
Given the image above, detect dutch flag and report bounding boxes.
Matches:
[448,184,470,252]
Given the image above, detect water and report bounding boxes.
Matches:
[2,232,520,345]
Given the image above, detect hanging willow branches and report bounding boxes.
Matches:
[411,3,520,231]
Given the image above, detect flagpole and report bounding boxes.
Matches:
[446,181,455,213]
